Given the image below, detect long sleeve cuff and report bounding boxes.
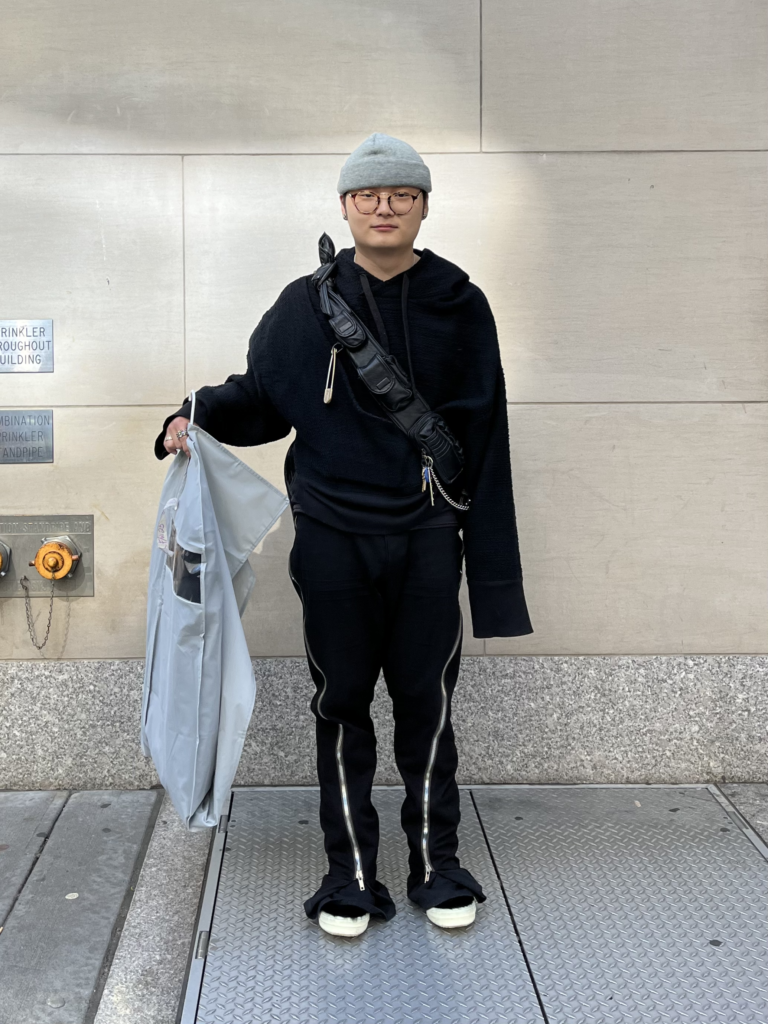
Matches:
[467,579,534,639]
[154,401,193,460]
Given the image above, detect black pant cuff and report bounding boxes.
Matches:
[407,866,487,910]
[303,873,397,921]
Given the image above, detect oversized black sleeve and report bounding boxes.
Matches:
[458,294,534,639]
[153,319,292,460]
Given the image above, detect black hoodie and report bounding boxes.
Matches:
[154,244,533,639]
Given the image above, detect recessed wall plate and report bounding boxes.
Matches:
[0,320,54,373]
[0,515,94,597]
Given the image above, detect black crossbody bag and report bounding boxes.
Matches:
[311,232,471,512]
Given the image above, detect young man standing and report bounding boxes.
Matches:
[156,133,533,938]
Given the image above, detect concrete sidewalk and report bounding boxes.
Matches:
[1,783,767,1024]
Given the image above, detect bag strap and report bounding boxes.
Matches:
[312,235,430,433]
[310,233,470,510]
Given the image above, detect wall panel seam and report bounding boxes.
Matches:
[479,0,484,152]
[1,150,765,156]
[0,402,766,410]
[182,155,187,396]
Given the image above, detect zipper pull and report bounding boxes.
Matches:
[356,870,366,891]
[323,344,342,404]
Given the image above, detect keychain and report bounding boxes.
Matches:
[421,453,435,506]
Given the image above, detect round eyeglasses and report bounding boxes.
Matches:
[348,189,423,215]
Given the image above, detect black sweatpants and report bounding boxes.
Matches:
[288,511,487,921]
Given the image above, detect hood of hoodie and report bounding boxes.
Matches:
[328,245,482,407]
[334,244,474,314]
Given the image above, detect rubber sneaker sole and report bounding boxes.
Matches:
[318,909,370,937]
[425,899,477,929]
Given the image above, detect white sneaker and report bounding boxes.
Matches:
[426,897,477,929]
[318,904,370,937]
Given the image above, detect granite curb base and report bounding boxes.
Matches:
[0,656,766,789]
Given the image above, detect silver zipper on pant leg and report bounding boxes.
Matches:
[421,610,463,884]
[289,570,366,892]
[335,724,366,890]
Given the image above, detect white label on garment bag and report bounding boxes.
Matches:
[157,500,178,552]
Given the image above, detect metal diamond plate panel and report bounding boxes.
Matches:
[472,785,768,1024]
[193,786,543,1024]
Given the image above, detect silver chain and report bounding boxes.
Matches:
[20,574,56,651]
[430,467,472,512]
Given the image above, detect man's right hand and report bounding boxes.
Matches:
[163,417,191,457]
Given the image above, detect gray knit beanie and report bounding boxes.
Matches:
[337,132,432,194]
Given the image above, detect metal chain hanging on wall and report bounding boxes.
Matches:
[19,574,56,651]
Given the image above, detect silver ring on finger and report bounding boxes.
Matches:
[176,429,188,439]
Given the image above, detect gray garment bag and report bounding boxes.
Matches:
[140,391,289,830]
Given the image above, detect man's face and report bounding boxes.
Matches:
[340,185,428,251]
